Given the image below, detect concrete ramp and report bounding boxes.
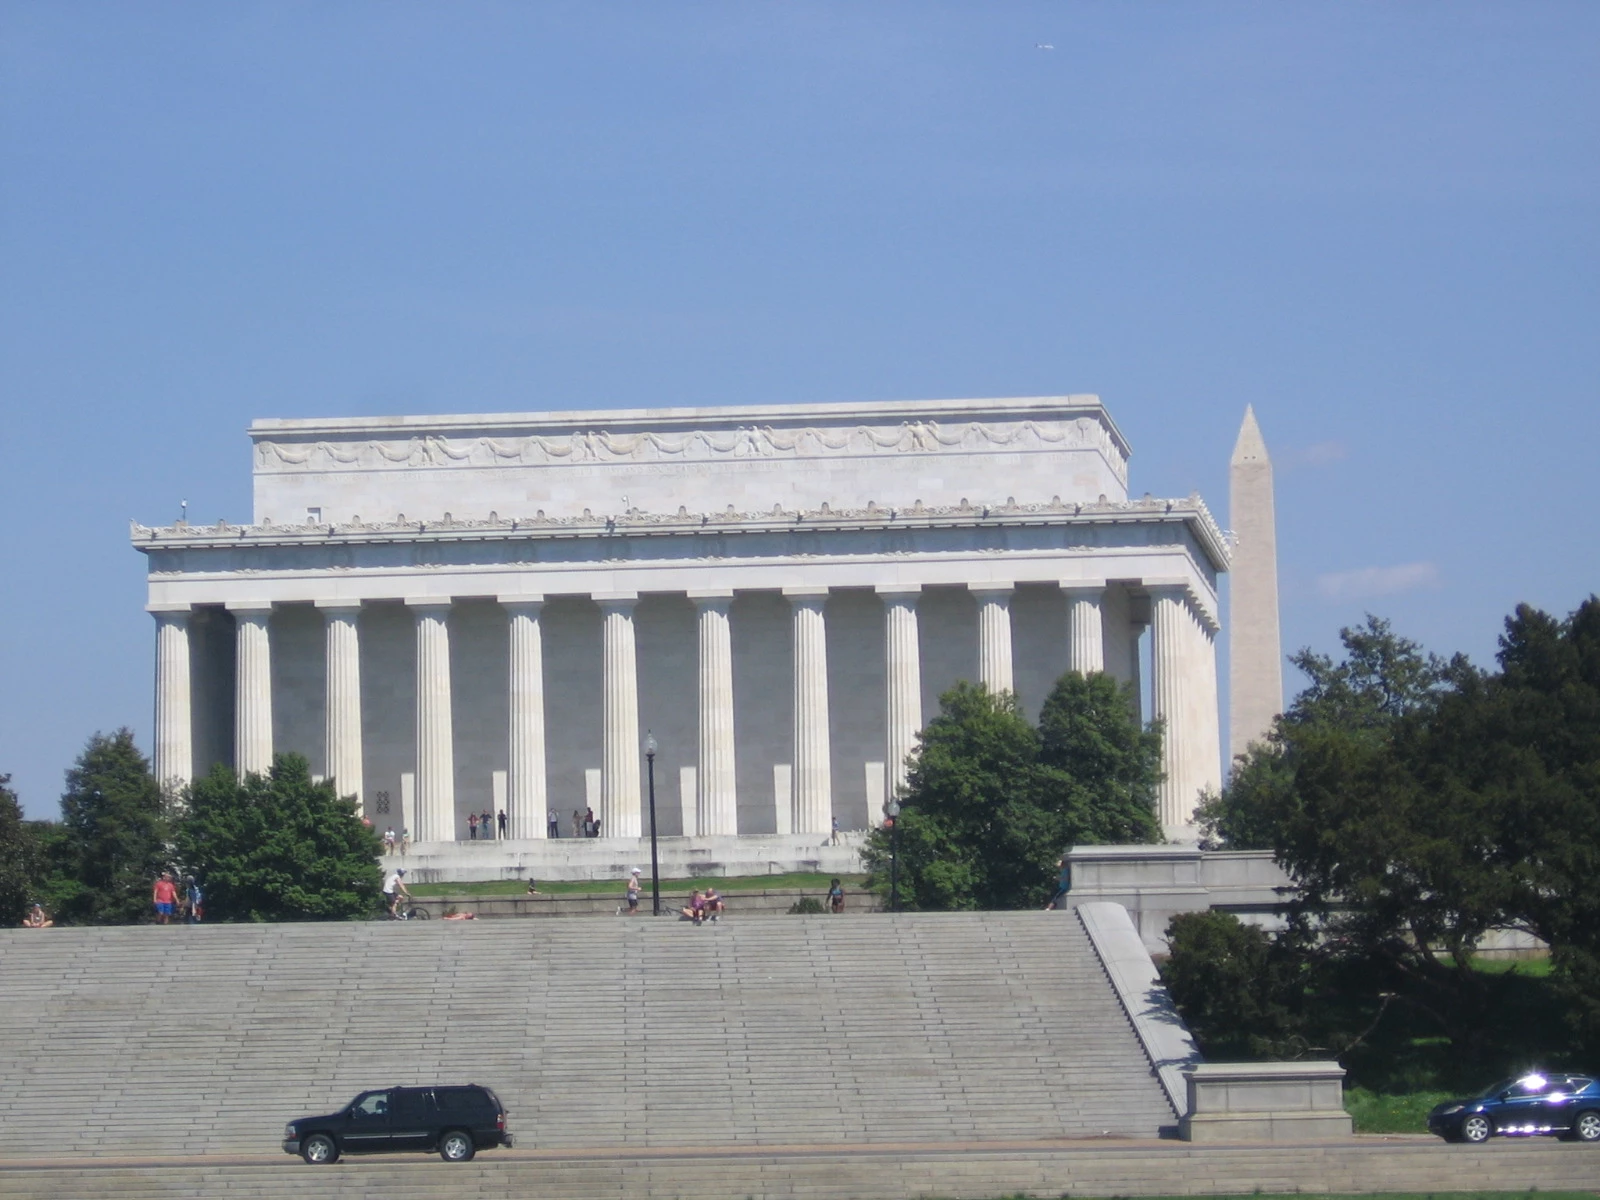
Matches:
[0,912,1176,1157]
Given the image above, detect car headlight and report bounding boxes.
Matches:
[1439,1105,1463,1116]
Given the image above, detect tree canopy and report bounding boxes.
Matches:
[51,729,171,925]
[1169,597,1600,1080]
[861,672,1161,910]
[177,754,384,922]
[0,774,40,927]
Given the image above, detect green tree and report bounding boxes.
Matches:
[55,729,171,924]
[0,774,43,926]
[176,754,383,922]
[861,672,1162,911]
[1160,910,1313,1060]
[1199,615,1468,850]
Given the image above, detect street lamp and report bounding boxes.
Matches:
[645,731,661,916]
[886,798,901,913]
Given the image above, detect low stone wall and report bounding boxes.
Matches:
[384,831,867,883]
[1180,1061,1353,1142]
[413,888,880,918]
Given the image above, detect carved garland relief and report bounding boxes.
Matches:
[254,418,1129,485]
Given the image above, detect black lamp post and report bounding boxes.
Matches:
[886,798,901,913]
[645,731,661,916]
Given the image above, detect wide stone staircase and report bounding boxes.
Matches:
[0,912,1175,1159]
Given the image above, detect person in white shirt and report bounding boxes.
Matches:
[383,868,409,918]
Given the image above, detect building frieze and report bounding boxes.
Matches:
[252,416,1129,488]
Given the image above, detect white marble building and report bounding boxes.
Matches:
[134,395,1226,846]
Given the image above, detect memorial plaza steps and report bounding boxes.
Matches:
[0,912,1175,1162]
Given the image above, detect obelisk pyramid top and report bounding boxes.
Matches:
[1230,404,1270,466]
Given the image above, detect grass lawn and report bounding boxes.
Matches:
[1343,1086,1455,1134]
[410,872,865,898]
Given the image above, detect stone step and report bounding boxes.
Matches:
[0,913,1174,1159]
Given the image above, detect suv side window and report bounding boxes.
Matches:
[352,1091,390,1120]
[390,1089,433,1122]
[436,1087,489,1118]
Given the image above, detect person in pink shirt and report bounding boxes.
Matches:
[152,871,178,924]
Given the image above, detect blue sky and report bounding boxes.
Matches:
[2,3,1596,819]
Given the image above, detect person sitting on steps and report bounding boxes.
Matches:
[680,890,707,924]
[702,886,724,922]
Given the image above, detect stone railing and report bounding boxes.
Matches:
[1180,1061,1353,1141]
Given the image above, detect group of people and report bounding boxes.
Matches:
[151,870,203,924]
[618,869,725,924]
[467,809,507,840]
[571,807,603,838]
[381,827,410,855]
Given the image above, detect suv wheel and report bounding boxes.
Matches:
[301,1133,339,1164]
[1574,1110,1600,1142]
[439,1129,475,1162]
[1461,1114,1492,1144]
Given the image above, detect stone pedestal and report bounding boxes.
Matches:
[1180,1062,1353,1142]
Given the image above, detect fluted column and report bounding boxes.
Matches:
[692,591,737,836]
[972,584,1014,695]
[318,603,364,803]
[1066,587,1106,675]
[504,599,548,840]
[410,600,455,843]
[599,595,642,838]
[228,602,274,777]
[1150,587,1195,832]
[152,608,192,793]
[879,586,922,814]
[787,587,832,835]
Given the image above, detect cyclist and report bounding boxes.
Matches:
[383,867,410,919]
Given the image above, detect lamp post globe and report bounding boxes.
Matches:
[645,732,661,915]
[886,798,902,914]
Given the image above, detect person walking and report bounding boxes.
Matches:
[152,871,178,925]
[827,878,845,914]
[468,811,479,840]
[184,875,203,924]
[548,808,560,839]
[497,809,508,839]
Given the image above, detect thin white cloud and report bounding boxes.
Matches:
[1316,561,1439,601]
[1300,440,1347,465]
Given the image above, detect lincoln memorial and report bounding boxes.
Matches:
[133,395,1227,850]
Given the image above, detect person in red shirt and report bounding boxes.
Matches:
[152,871,178,924]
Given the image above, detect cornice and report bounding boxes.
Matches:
[130,495,1231,572]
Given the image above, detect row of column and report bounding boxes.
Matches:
[154,581,1214,840]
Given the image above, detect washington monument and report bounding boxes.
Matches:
[1228,406,1283,763]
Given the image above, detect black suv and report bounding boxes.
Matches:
[283,1084,513,1163]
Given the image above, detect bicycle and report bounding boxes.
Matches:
[391,901,430,921]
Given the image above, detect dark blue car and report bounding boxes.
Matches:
[1427,1072,1600,1143]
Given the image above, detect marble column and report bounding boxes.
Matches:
[228,602,274,777]
[504,599,548,840]
[786,588,832,836]
[318,602,364,804]
[1150,587,1195,832]
[972,584,1014,696]
[1195,610,1223,800]
[1066,587,1105,675]
[152,608,192,793]
[692,591,737,837]
[410,601,455,843]
[878,585,922,815]
[599,595,642,838]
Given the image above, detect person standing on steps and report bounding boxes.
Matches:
[548,808,560,838]
[468,811,479,840]
[830,816,840,846]
[152,871,178,924]
[184,875,203,924]
[625,867,641,915]
[481,808,493,840]
[828,878,845,914]
[497,809,508,839]
[571,809,582,838]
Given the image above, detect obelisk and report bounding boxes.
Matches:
[1228,406,1283,764]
